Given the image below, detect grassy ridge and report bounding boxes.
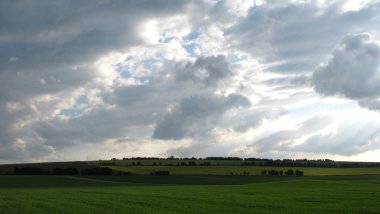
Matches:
[0,161,91,175]
[108,165,380,176]
[2,159,379,176]
[1,175,380,213]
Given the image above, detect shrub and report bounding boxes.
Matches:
[268,170,279,176]
[117,171,132,175]
[150,171,170,176]
[81,167,113,175]
[285,169,294,176]
[63,168,79,175]
[52,168,63,175]
[14,167,49,175]
[295,170,304,176]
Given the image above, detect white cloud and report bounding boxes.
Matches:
[1,0,380,163]
[0,0,193,163]
[226,1,380,73]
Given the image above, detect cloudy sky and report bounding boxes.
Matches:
[1,0,380,164]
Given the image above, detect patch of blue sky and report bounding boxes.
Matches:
[59,95,91,117]
[183,43,199,57]
[77,95,89,105]
[226,54,248,63]
[183,30,200,41]
[59,108,82,117]
[119,69,131,78]
[159,36,175,43]
[114,63,131,78]
[131,76,151,85]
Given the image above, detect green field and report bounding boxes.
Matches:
[1,174,380,213]
[2,159,380,213]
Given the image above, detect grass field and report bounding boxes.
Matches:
[1,174,380,213]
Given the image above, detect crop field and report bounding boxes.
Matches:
[86,159,380,176]
[1,174,380,214]
[108,165,380,176]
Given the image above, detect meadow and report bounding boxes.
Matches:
[1,174,380,213]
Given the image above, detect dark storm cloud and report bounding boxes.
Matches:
[32,84,163,149]
[0,0,192,162]
[226,108,287,133]
[0,101,58,163]
[0,0,189,101]
[175,55,232,86]
[312,33,380,110]
[153,93,251,140]
[358,99,380,111]
[23,55,251,153]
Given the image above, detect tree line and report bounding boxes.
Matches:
[107,157,380,168]
[13,167,117,175]
[261,169,304,176]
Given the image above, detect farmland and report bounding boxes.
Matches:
[1,174,380,213]
[1,158,380,213]
[107,165,380,176]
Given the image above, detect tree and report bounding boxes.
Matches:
[295,170,304,176]
[268,170,277,176]
[52,168,63,175]
[63,168,79,175]
[285,169,294,176]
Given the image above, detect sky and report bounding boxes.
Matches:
[1,0,380,164]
